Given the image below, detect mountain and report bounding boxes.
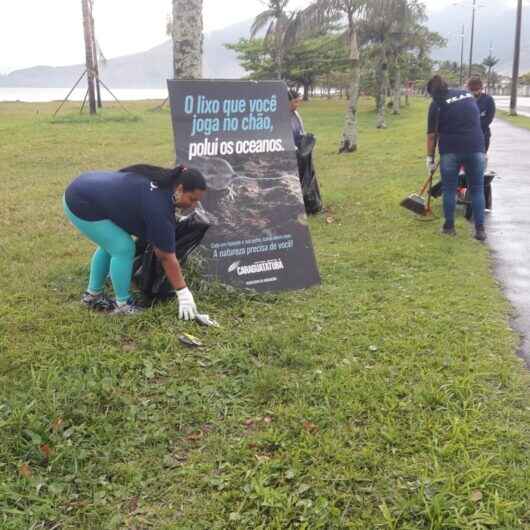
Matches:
[1,7,528,88]
[203,20,249,78]
[0,20,250,88]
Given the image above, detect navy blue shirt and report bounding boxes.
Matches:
[475,93,496,136]
[65,171,177,253]
[427,89,485,155]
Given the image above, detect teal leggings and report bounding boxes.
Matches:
[63,198,135,303]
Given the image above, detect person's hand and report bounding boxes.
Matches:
[426,156,436,176]
[177,287,197,321]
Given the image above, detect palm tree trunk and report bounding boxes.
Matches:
[339,30,360,153]
[89,1,102,108]
[376,49,388,129]
[276,32,283,80]
[392,68,401,115]
[81,0,96,115]
[303,82,310,101]
[172,0,203,79]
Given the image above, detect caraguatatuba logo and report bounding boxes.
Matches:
[228,259,284,276]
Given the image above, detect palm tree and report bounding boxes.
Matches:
[482,54,500,93]
[296,0,367,153]
[172,0,203,79]
[250,0,292,80]
[362,0,424,127]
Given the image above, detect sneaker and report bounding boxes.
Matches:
[441,223,456,236]
[81,291,115,312]
[111,298,144,316]
[474,225,487,242]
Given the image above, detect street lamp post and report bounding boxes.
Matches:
[468,0,477,77]
[510,0,523,116]
[459,25,465,86]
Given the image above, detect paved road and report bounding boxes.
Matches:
[494,96,530,118]
[487,118,530,365]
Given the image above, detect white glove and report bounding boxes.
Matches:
[426,156,436,176]
[177,287,197,321]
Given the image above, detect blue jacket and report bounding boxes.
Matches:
[428,89,485,155]
[475,93,496,136]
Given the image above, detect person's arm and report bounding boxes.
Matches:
[485,96,496,127]
[426,102,438,173]
[426,102,439,156]
[154,247,197,320]
[143,193,197,320]
[426,133,437,159]
[154,248,186,290]
[291,113,303,148]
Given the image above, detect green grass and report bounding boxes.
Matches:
[1,98,529,530]
[498,109,530,131]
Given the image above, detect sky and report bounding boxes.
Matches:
[0,0,505,74]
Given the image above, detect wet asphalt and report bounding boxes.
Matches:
[487,118,530,366]
[494,96,530,118]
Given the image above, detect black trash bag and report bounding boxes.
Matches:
[431,173,467,199]
[431,171,495,219]
[133,210,210,301]
[464,171,495,220]
[430,180,443,198]
[297,133,323,215]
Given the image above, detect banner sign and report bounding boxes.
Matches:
[168,79,320,292]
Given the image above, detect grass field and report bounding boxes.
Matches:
[1,97,529,530]
[498,109,530,131]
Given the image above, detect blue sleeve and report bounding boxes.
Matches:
[485,96,496,126]
[427,102,438,134]
[145,215,176,253]
[143,192,176,253]
[293,129,303,148]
